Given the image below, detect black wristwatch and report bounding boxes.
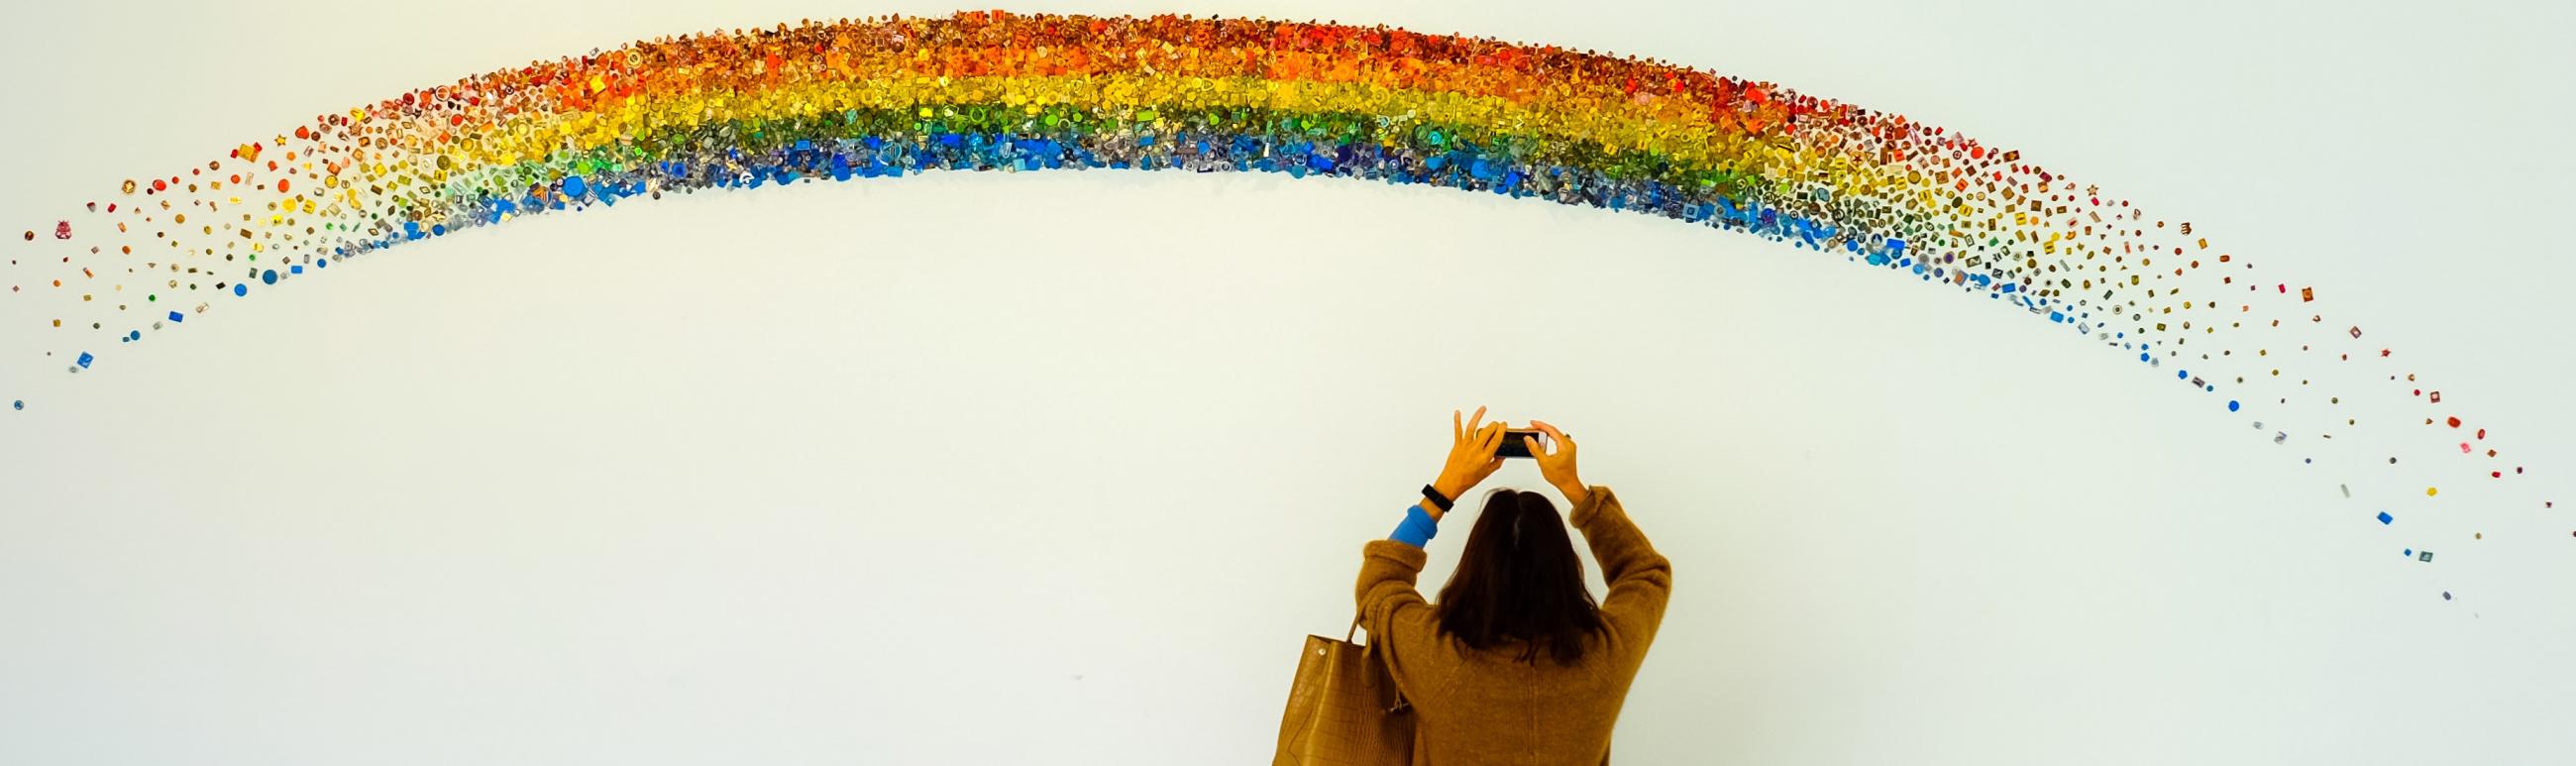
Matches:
[1419,484,1454,513]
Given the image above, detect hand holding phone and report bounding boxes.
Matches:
[1498,425,1571,460]
[1518,421,1583,498]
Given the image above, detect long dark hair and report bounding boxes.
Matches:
[1434,488,1606,665]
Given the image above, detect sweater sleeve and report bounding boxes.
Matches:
[1355,537,1457,707]
[1388,503,1440,548]
[1566,485,1673,656]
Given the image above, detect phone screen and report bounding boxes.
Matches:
[1497,429,1546,459]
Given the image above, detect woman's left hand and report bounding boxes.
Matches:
[1438,405,1509,495]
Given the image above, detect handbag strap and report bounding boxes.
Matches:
[1344,612,1412,712]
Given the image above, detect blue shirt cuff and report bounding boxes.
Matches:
[1389,503,1440,548]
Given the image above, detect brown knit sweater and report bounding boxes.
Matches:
[1354,485,1673,765]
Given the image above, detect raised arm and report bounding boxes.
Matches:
[1350,404,1498,677]
[1518,420,1672,652]
[1565,485,1673,653]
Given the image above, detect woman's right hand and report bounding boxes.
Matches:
[1524,420,1583,498]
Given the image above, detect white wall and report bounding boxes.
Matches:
[3,1,2572,764]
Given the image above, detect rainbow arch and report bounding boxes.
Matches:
[5,11,2549,570]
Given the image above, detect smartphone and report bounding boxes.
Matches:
[1497,428,1550,459]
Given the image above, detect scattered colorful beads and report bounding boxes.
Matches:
[0,10,2546,602]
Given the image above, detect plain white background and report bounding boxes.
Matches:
[3,1,2572,763]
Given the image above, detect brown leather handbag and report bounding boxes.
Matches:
[1272,615,1415,765]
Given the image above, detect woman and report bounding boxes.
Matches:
[1358,406,1673,764]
